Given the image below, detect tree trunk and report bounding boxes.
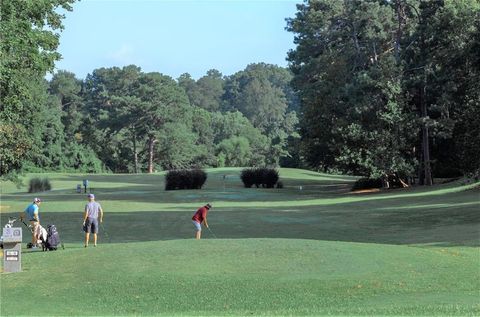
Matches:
[420,70,433,186]
[147,135,156,174]
[394,0,406,63]
[133,132,138,174]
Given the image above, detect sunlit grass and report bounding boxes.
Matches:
[1,169,478,214]
[1,168,479,315]
[1,239,479,316]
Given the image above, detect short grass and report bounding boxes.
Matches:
[1,168,479,316]
[1,240,479,316]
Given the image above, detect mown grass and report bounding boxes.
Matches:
[2,239,479,316]
[0,168,477,213]
[1,168,479,316]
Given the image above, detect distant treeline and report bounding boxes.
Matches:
[1,0,479,183]
[3,62,300,174]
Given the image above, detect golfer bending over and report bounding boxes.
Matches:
[192,203,212,239]
[20,197,42,248]
[82,194,103,247]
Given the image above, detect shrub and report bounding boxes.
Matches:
[262,168,279,188]
[351,178,383,191]
[240,168,255,188]
[165,169,207,190]
[240,168,279,188]
[276,180,284,189]
[28,178,52,193]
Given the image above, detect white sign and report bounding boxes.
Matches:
[2,227,22,242]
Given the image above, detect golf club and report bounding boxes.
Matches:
[207,226,218,239]
[21,219,34,233]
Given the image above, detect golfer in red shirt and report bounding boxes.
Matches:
[192,203,212,239]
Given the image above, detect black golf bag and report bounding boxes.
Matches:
[45,224,61,251]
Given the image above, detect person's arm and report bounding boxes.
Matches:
[83,206,88,226]
[33,211,39,224]
[99,206,103,223]
[33,204,40,224]
[201,208,208,228]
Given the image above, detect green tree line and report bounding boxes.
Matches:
[2,56,300,174]
[287,0,480,183]
[1,0,478,182]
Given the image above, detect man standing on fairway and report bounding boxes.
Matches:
[192,203,212,239]
[20,198,42,247]
[82,194,103,247]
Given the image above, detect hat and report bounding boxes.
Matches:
[33,197,42,203]
[205,203,212,209]
[87,194,95,199]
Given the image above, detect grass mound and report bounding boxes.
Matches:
[1,239,479,316]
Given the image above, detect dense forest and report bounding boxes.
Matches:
[1,0,479,184]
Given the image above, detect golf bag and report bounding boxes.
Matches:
[44,224,61,251]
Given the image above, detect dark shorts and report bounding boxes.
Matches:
[84,217,98,234]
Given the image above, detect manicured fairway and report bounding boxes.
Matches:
[1,168,479,316]
[2,240,480,316]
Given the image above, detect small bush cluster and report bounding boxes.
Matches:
[240,168,280,188]
[28,178,52,193]
[351,178,383,191]
[165,169,207,190]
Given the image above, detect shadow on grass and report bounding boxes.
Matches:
[2,204,477,247]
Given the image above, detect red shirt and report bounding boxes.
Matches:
[192,206,208,223]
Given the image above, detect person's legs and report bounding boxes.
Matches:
[30,221,38,245]
[91,218,98,246]
[193,221,202,239]
[84,232,90,247]
[85,218,91,247]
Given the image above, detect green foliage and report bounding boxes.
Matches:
[49,70,84,138]
[222,64,300,166]
[211,111,269,167]
[82,66,195,173]
[157,122,206,170]
[287,0,480,179]
[0,0,75,177]
[28,177,51,193]
[0,124,31,176]
[217,137,252,167]
[61,142,104,173]
[179,70,224,111]
[165,169,207,190]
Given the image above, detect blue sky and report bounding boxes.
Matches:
[54,0,299,80]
